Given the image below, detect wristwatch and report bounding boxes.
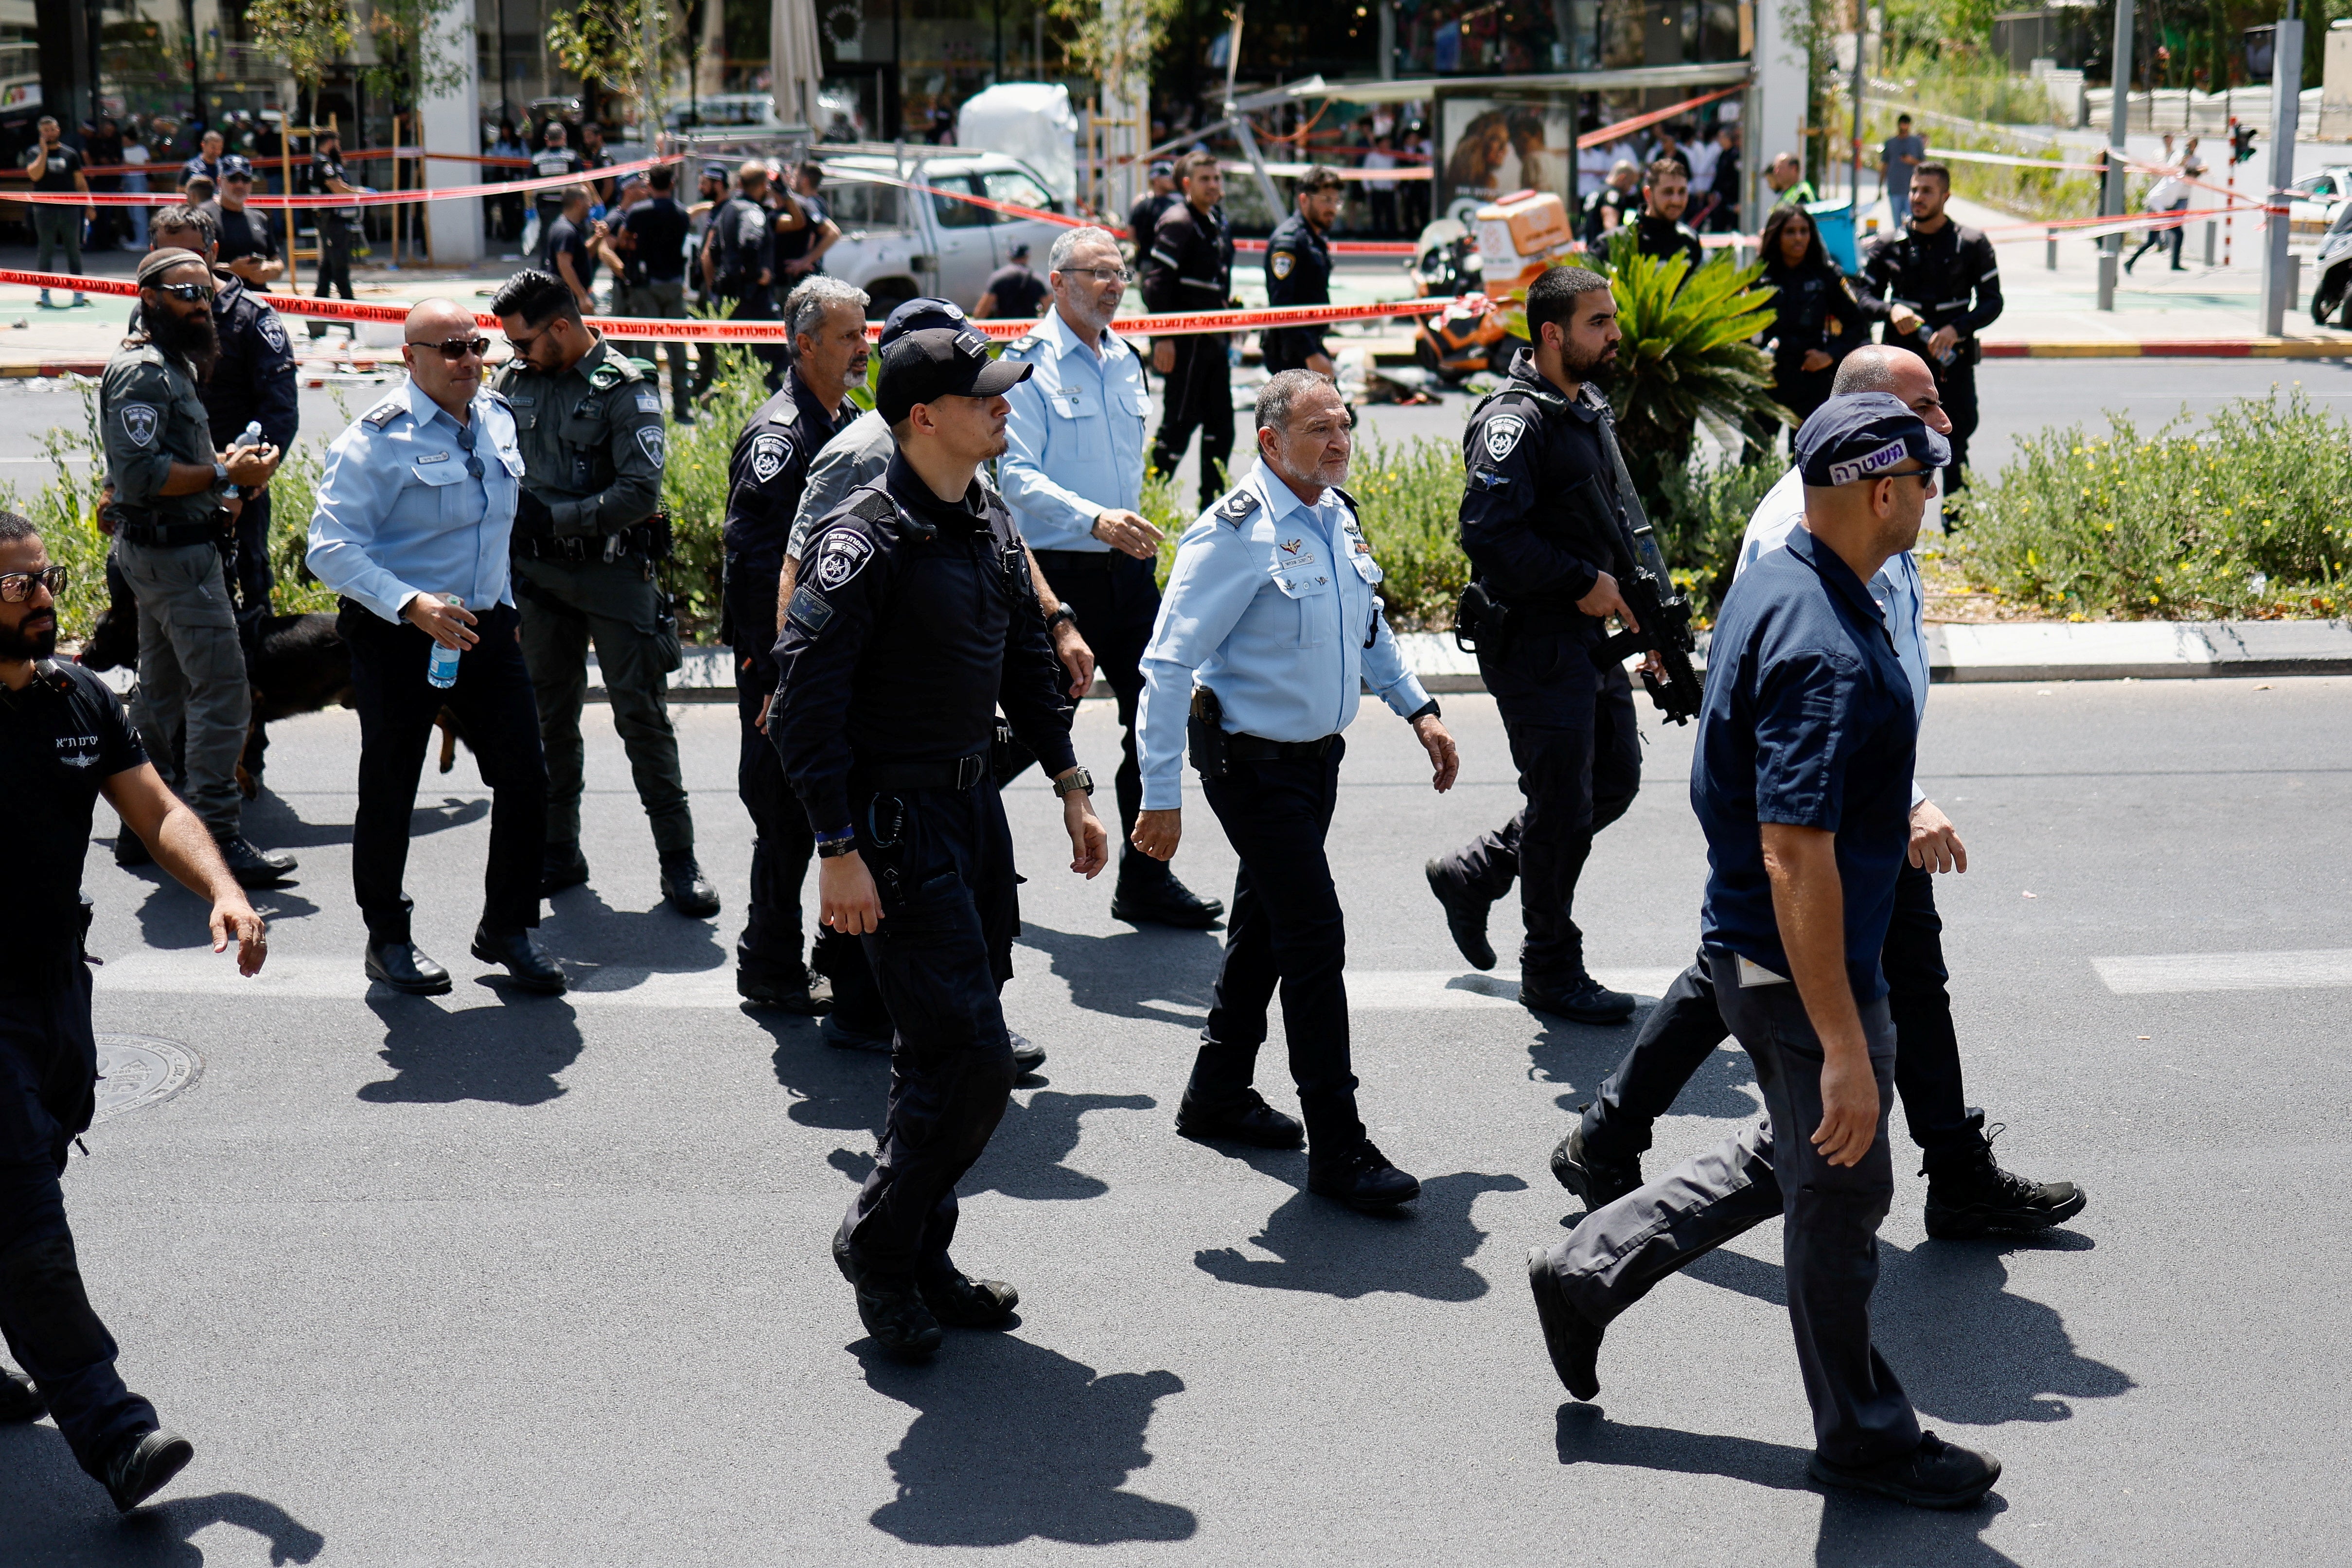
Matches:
[814,827,859,859]
[210,459,232,493]
[1051,767,1095,799]
[1408,699,1442,722]
[1043,605,1078,634]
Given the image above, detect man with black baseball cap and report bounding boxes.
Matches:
[769,326,1108,1360]
[1527,393,2003,1511]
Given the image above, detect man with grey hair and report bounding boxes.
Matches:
[1131,369,1460,1210]
[1552,344,2086,1242]
[1000,225,1222,928]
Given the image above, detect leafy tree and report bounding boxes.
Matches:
[548,0,680,129]
[360,0,471,113]
[243,0,356,115]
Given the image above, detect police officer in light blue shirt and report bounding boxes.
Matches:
[999,224,1222,929]
[1131,370,1460,1213]
[306,299,567,999]
[1558,344,2083,1251]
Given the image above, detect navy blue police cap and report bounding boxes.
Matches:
[879,297,968,345]
[1794,392,1951,488]
[219,154,255,180]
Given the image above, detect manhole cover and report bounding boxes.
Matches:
[93,1035,201,1124]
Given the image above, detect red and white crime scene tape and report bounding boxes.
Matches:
[4,154,682,209]
[0,267,1471,343]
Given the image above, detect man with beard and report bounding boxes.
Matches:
[102,247,294,889]
[0,509,266,1512]
[1630,159,1706,275]
[1425,265,1643,1023]
[1131,371,1458,1210]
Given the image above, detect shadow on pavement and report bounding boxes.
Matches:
[1527,1014,1761,1128]
[540,883,726,977]
[1554,1407,2023,1566]
[965,1090,1158,1201]
[755,1013,888,1136]
[355,989,584,1106]
[860,1335,1195,1548]
[0,1428,324,1564]
[1014,921,1224,1027]
[1681,1231,2132,1426]
[126,874,322,953]
[1192,1147,1528,1300]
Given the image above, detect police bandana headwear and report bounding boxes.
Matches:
[876,327,1033,423]
[137,247,208,287]
[1794,392,1951,488]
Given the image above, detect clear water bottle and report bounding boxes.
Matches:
[225,420,263,498]
[425,595,463,688]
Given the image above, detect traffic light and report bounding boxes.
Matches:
[2232,122,2259,164]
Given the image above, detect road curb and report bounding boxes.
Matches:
[1981,339,2352,358]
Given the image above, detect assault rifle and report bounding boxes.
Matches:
[1585,389,1704,724]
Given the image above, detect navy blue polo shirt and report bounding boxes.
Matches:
[1693,525,1916,1001]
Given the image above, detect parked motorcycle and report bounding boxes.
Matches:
[1406,218,1509,382]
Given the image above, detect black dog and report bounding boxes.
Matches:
[82,558,470,797]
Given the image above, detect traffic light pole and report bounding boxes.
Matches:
[2098,0,2134,311]
[2260,8,2306,336]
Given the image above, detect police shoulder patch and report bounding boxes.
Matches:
[636,425,666,467]
[814,527,876,590]
[1270,250,1295,280]
[1214,488,1260,528]
[749,431,793,484]
[1482,413,1529,462]
[118,403,159,448]
[999,334,1041,360]
[361,399,404,428]
[635,390,662,413]
[257,311,287,352]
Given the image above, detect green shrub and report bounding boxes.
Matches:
[1958,389,2352,619]
[660,345,772,638]
[1658,455,1786,615]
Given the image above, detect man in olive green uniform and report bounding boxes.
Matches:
[488,268,719,917]
[103,247,294,889]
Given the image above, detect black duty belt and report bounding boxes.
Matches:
[862,751,990,791]
[1227,732,1337,762]
[514,517,672,564]
[115,512,227,547]
[1031,548,1120,575]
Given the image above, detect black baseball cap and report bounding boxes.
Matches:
[1794,392,1950,488]
[876,327,1031,423]
[219,154,254,180]
[879,297,967,345]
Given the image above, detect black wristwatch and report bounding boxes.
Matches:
[814,827,859,859]
[1408,699,1442,723]
[1052,767,1095,798]
[1043,605,1078,634]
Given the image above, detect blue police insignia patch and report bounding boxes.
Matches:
[815,529,875,589]
[1215,489,1260,527]
[786,583,835,636]
[258,313,287,352]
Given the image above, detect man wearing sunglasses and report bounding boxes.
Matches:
[488,268,714,919]
[103,247,292,890]
[198,155,283,291]
[307,298,566,996]
[0,514,266,1513]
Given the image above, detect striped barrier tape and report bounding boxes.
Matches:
[3,153,682,209]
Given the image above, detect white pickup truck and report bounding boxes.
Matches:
[813,148,1071,318]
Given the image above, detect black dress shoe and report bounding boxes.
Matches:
[540,846,590,899]
[215,834,297,889]
[1925,1123,2087,1239]
[104,1427,195,1513]
[365,941,452,995]
[739,967,833,1014]
[1175,1090,1305,1149]
[471,924,567,994]
[1549,1123,1642,1212]
[1007,1032,1046,1074]
[855,1272,944,1359]
[1808,1431,2002,1509]
[1521,973,1637,1025]
[1109,868,1224,929]
[1425,858,1496,971]
[0,1366,42,1424]
[659,852,721,917]
[113,831,152,868]
[1307,1140,1420,1209]
[822,1013,895,1051]
[920,1262,1020,1327]
[1526,1246,1604,1400]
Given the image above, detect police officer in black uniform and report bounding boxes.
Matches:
[1426,266,1645,1023]
[0,510,265,1512]
[1144,151,1238,493]
[722,274,867,1011]
[1855,159,2000,498]
[1261,165,1341,377]
[1126,159,1178,260]
[138,205,299,668]
[1630,158,1706,273]
[770,327,1108,1360]
[703,161,779,378]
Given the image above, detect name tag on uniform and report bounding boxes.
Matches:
[416,451,449,463]
[1737,956,1790,987]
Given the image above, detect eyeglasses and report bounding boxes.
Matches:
[0,565,66,603]
[410,336,492,360]
[1062,266,1131,284]
[153,282,216,303]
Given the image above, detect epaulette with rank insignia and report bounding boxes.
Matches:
[1214,489,1260,528]
[361,400,404,428]
[999,335,1043,361]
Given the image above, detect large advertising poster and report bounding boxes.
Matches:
[1440,99,1576,224]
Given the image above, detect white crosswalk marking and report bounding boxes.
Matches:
[2093,950,2352,994]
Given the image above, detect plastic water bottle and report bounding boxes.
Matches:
[425,595,463,689]
[225,420,263,498]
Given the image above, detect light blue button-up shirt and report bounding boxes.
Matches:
[1738,464,1930,805]
[306,376,526,624]
[996,305,1150,552]
[1136,462,1432,810]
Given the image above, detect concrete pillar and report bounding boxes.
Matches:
[420,0,485,267]
[1748,0,1809,230]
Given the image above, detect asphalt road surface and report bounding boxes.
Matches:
[5,674,2345,1565]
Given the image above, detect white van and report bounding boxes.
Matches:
[814,149,1069,317]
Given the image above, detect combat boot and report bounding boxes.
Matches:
[659,851,721,917]
[1924,1116,2086,1239]
[1307,1140,1420,1210]
[1521,972,1636,1025]
[0,1366,41,1423]
[920,1259,1020,1328]
[540,845,590,898]
[834,1234,943,1359]
[1549,1123,1641,1211]
[1808,1431,2002,1509]
[1425,857,1495,971]
[1526,1246,1604,1401]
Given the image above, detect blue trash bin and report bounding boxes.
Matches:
[1804,198,1860,276]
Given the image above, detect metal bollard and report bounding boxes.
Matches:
[2205,220,2217,267]
[2047,228,2059,270]
[2290,253,2302,310]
